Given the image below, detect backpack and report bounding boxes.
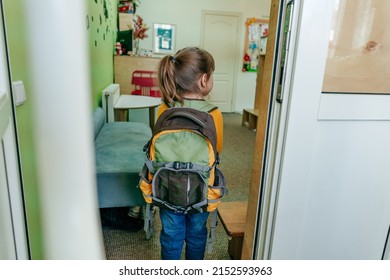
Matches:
[138,100,227,251]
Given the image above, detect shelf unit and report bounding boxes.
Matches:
[242,108,259,131]
[242,19,268,131]
[242,49,266,131]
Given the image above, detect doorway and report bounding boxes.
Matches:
[201,11,241,112]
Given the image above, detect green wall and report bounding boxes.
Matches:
[88,0,118,107]
[3,0,117,259]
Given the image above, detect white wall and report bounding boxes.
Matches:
[136,0,271,113]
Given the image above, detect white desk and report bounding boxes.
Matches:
[114,95,162,129]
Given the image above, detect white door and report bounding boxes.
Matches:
[256,0,390,260]
[201,11,241,112]
[24,0,105,259]
[0,3,29,259]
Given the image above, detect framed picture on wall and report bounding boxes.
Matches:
[153,23,176,54]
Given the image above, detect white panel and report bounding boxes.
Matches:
[3,124,29,259]
[318,93,390,120]
[0,140,16,259]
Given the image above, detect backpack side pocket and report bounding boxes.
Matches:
[207,167,227,212]
[139,164,153,203]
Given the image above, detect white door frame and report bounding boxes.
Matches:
[255,0,390,260]
[0,0,29,259]
[254,0,301,260]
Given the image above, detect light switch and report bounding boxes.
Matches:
[12,81,26,106]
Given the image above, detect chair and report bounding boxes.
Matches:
[130,70,161,97]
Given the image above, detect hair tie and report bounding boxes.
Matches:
[170,55,176,63]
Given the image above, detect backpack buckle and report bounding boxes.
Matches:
[173,161,193,170]
[173,161,180,169]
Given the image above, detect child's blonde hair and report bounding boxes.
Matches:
[157,47,215,106]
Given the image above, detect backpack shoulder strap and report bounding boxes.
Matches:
[207,210,218,253]
[198,102,218,113]
[179,99,218,113]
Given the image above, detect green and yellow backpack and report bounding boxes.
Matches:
[138,100,227,249]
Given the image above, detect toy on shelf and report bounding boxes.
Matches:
[115,42,123,55]
[118,1,134,14]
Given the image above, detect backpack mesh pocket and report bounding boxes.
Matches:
[152,167,208,211]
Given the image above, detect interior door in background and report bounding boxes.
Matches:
[201,11,241,112]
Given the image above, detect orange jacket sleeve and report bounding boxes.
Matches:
[210,109,223,154]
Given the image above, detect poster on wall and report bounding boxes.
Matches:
[153,23,176,54]
[242,18,268,72]
[322,0,390,94]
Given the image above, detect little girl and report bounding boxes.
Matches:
[156,47,223,260]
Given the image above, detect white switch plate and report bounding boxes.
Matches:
[12,81,26,106]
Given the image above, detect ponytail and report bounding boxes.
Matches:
[158,55,182,106]
[157,47,215,107]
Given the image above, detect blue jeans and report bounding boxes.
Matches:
[159,208,210,260]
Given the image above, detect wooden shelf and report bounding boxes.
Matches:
[242,108,259,131]
[242,53,266,132]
